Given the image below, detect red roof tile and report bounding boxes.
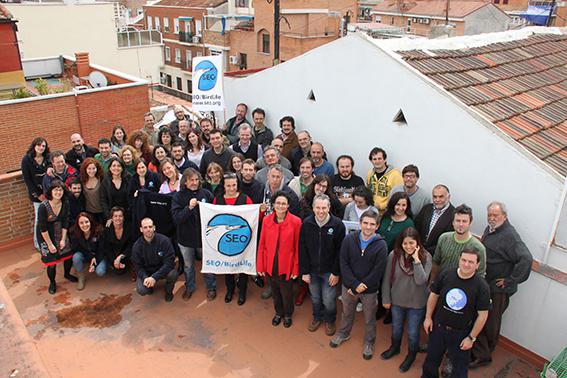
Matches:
[152,0,226,8]
[399,33,567,176]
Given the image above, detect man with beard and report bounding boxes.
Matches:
[430,204,486,284]
[142,112,159,145]
[290,131,313,175]
[65,133,98,170]
[240,159,264,204]
[415,185,455,255]
[391,164,431,217]
[277,116,299,160]
[200,118,214,148]
[169,105,191,136]
[251,108,274,149]
[199,129,235,175]
[331,155,364,207]
[224,103,251,144]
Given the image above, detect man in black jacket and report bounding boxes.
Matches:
[470,202,533,369]
[240,159,263,204]
[300,194,346,336]
[415,184,455,255]
[330,209,388,361]
[131,218,178,302]
[65,133,98,170]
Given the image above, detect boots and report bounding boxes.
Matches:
[77,271,86,291]
[399,349,418,373]
[380,338,401,360]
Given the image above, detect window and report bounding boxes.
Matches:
[195,20,202,36]
[155,16,161,31]
[174,18,180,33]
[235,0,249,6]
[166,74,172,87]
[407,19,411,32]
[258,29,270,54]
[163,17,169,32]
[177,77,182,91]
[175,48,181,64]
[165,46,171,61]
[185,21,191,34]
[376,16,382,23]
[147,16,153,30]
[197,51,203,57]
[186,50,192,69]
[494,0,500,3]
[239,53,247,70]
[391,17,395,25]
[503,0,509,3]
[187,79,192,93]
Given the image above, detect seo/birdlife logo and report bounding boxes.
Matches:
[194,60,218,91]
[205,214,252,257]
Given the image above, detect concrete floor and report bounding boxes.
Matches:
[0,244,542,378]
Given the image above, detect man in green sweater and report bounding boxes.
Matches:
[430,204,486,284]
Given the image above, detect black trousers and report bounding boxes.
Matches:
[225,273,248,294]
[269,274,294,318]
[472,292,509,361]
[422,324,471,378]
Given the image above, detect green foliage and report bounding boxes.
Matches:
[35,78,50,95]
[11,88,34,99]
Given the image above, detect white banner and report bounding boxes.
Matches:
[191,55,225,111]
[200,203,260,275]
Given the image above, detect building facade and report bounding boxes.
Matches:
[0,5,25,98]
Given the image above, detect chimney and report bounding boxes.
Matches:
[75,52,90,83]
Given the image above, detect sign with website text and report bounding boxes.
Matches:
[191,55,225,111]
[200,203,260,275]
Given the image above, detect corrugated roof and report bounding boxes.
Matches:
[152,0,226,8]
[398,33,567,176]
[373,0,491,18]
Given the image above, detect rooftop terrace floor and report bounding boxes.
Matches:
[1,243,542,377]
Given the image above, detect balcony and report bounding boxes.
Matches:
[203,30,231,47]
[117,29,162,48]
[179,31,193,42]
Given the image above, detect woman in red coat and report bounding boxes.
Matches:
[257,190,302,328]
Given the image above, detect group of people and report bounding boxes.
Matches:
[21,103,534,377]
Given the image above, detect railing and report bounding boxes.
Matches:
[117,30,162,48]
[179,31,193,42]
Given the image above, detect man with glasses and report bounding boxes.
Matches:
[391,164,431,217]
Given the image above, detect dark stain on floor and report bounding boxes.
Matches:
[56,294,132,329]
[7,271,21,286]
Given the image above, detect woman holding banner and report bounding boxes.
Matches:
[213,172,253,305]
[257,190,302,328]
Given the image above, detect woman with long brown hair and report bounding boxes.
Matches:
[80,157,105,225]
[380,227,432,372]
[71,212,106,290]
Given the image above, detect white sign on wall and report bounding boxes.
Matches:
[191,55,225,111]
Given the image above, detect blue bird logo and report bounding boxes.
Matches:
[194,60,218,91]
[205,214,251,256]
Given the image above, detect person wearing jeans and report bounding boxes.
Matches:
[70,212,106,290]
[381,227,432,373]
[171,168,215,301]
[300,194,345,336]
[330,209,388,361]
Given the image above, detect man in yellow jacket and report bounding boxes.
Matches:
[366,147,402,214]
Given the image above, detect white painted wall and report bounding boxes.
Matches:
[224,34,567,359]
[6,3,163,83]
[464,5,510,35]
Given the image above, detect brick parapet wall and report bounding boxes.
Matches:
[0,84,149,174]
[0,171,34,245]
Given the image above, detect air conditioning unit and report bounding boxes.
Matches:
[192,35,201,43]
[229,55,239,65]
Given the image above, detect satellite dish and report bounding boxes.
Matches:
[88,71,108,88]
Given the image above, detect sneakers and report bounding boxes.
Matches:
[325,322,336,336]
[329,335,351,348]
[261,286,272,299]
[308,319,322,332]
[363,344,375,360]
[356,302,363,312]
[207,289,217,301]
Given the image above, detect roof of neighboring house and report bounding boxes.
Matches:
[373,0,493,18]
[394,30,567,176]
[151,0,226,8]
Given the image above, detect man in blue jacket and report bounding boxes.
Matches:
[131,218,178,302]
[330,209,388,360]
[300,194,346,336]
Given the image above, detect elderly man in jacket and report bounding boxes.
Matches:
[469,202,533,369]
